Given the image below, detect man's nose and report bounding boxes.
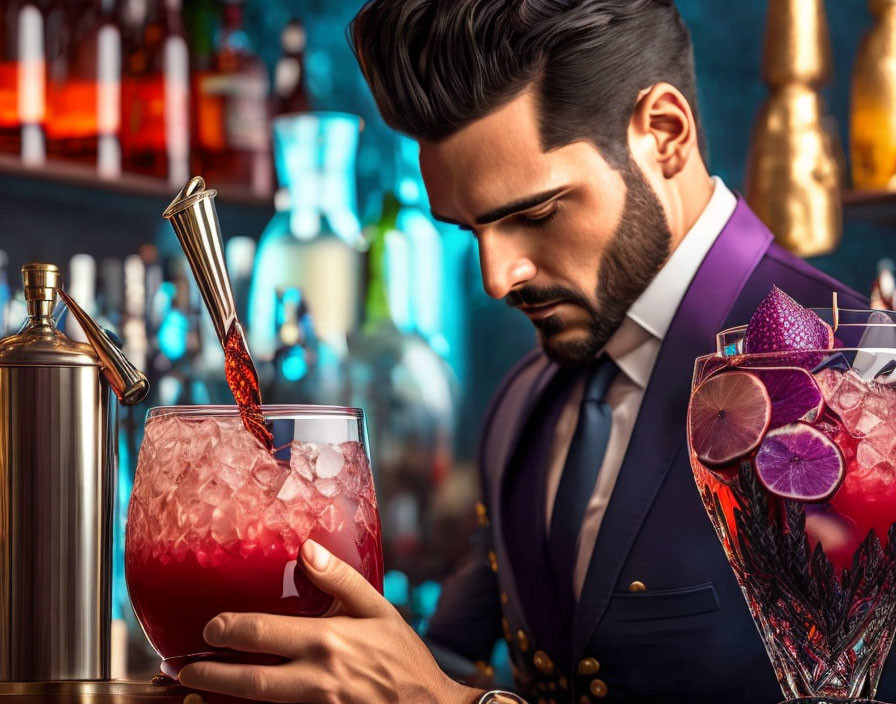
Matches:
[477,231,537,299]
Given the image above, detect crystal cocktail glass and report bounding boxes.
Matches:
[688,309,896,703]
[125,405,383,678]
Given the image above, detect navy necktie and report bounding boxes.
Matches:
[548,356,619,601]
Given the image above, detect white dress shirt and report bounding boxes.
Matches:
[543,177,738,598]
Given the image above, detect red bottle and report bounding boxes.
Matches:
[120,0,189,184]
[194,0,271,196]
[45,0,121,175]
[0,1,46,163]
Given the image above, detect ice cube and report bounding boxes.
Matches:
[211,499,241,546]
[197,479,231,506]
[184,499,214,537]
[315,445,345,479]
[285,502,316,539]
[314,477,339,498]
[127,497,148,552]
[853,408,885,437]
[263,499,289,533]
[179,418,217,462]
[249,455,289,494]
[833,372,865,412]
[815,367,843,404]
[277,472,313,504]
[318,503,344,533]
[289,442,318,481]
[865,421,896,459]
[214,420,261,489]
[217,462,249,492]
[858,439,886,470]
[235,475,269,518]
[354,497,378,537]
[337,442,372,497]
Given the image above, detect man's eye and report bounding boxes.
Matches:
[519,207,558,227]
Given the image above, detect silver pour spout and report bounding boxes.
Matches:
[57,289,149,406]
[162,176,237,343]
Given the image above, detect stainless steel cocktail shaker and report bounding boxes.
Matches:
[0,263,147,682]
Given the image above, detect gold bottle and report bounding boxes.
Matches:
[745,0,843,257]
[851,0,896,190]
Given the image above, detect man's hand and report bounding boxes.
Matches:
[178,539,481,704]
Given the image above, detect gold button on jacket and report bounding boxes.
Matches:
[577,657,600,675]
[532,650,554,675]
[590,678,608,698]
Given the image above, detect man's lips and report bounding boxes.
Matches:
[518,301,567,321]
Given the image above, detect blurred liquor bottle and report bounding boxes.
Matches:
[65,253,98,343]
[45,0,121,176]
[852,0,896,190]
[347,192,457,579]
[152,256,204,405]
[265,287,324,404]
[120,0,189,185]
[272,18,309,116]
[194,0,271,196]
[121,253,147,379]
[0,1,46,163]
[97,256,124,333]
[248,113,363,373]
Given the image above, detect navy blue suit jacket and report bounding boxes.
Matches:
[426,201,895,703]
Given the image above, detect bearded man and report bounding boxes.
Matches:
[179,2,890,702]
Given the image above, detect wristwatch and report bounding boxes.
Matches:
[476,691,527,704]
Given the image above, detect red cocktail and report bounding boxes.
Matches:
[125,406,383,677]
[688,289,896,702]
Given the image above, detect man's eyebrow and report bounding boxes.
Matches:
[430,186,567,228]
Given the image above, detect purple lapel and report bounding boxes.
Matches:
[571,199,774,660]
[481,349,557,633]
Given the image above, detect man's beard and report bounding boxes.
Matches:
[506,161,672,368]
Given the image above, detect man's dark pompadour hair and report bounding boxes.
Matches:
[350,0,702,167]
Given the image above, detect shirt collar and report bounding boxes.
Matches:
[604,177,737,388]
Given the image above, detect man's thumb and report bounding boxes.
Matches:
[300,540,384,618]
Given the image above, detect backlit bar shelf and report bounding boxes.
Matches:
[0,153,274,210]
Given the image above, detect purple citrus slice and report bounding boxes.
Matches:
[742,286,833,368]
[755,423,845,502]
[753,367,824,428]
[688,371,771,467]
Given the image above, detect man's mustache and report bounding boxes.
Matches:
[505,285,591,311]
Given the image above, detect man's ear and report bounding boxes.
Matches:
[627,82,698,180]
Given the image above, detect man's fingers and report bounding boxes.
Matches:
[202,612,312,657]
[178,659,322,704]
[300,540,386,618]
